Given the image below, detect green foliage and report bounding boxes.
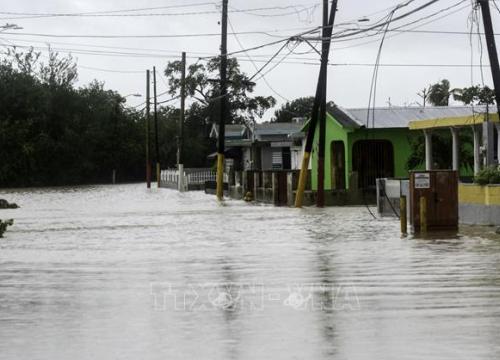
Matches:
[406,128,474,171]
[0,219,14,238]
[475,166,500,185]
[272,96,337,123]
[453,85,496,106]
[0,48,145,187]
[427,79,461,106]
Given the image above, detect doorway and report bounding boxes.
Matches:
[352,140,394,189]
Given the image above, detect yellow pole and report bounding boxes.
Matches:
[156,163,161,188]
[420,196,427,233]
[294,152,311,208]
[216,153,225,200]
[400,195,407,235]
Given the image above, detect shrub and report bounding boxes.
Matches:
[474,166,500,185]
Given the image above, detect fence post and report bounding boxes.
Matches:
[400,195,407,235]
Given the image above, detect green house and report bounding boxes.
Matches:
[308,106,436,191]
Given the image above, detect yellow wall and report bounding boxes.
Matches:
[459,183,500,206]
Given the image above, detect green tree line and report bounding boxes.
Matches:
[0,49,278,187]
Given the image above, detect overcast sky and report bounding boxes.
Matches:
[0,0,498,121]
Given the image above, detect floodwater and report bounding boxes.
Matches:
[1,184,500,360]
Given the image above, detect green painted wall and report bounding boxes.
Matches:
[311,113,417,190]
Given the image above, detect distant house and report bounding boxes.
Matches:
[209,120,305,171]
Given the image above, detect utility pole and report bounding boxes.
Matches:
[216,0,228,201]
[178,52,186,192]
[146,69,151,189]
[153,66,160,188]
[317,0,329,207]
[295,0,338,208]
[477,0,500,121]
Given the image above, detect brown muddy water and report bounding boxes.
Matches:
[1,183,500,359]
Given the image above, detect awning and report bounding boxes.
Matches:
[409,113,499,130]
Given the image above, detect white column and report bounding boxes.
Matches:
[450,127,460,172]
[472,125,481,175]
[424,129,433,170]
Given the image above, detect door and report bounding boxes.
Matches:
[352,140,394,189]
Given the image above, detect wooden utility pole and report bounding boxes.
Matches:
[178,52,186,192]
[295,0,338,208]
[477,0,500,121]
[146,69,151,189]
[216,0,228,201]
[317,0,329,207]
[153,66,160,187]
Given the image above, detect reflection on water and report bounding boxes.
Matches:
[1,184,500,360]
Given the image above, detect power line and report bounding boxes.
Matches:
[228,18,291,102]
[2,41,493,67]
[331,1,472,50]
[0,4,319,20]
[0,3,215,16]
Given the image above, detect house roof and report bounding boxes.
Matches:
[254,122,305,136]
[211,124,247,139]
[339,105,490,129]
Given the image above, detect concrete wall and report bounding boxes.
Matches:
[459,183,500,226]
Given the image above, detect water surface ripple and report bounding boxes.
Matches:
[1,184,500,360]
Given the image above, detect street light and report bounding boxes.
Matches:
[124,93,142,100]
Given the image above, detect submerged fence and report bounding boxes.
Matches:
[160,168,224,191]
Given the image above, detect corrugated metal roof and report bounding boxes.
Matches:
[341,105,488,129]
[254,122,304,136]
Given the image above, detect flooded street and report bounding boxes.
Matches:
[1,183,500,359]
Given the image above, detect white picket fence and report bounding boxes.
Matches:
[160,168,227,190]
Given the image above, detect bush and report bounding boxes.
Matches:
[474,166,500,185]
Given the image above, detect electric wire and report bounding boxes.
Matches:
[0,4,319,20]
[228,18,291,102]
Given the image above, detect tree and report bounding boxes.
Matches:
[453,85,496,106]
[272,96,337,123]
[0,47,146,187]
[427,79,461,106]
[164,57,276,126]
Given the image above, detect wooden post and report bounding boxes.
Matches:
[295,0,338,208]
[153,67,160,188]
[146,69,151,189]
[216,0,228,201]
[400,196,407,235]
[420,196,427,234]
[317,0,329,208]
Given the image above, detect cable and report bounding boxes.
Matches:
[0,3,216,16]
[1,29,314,39]
[331,1,471,51]
[228,18,291,102]
[0,4,320,20]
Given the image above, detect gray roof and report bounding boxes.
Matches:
[254,122,304,136]
[339,105,488,129]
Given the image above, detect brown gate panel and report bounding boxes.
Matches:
[410,170,458,231]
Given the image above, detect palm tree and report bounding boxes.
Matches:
[427,79,462,106]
